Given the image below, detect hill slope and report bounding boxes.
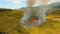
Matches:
[0,9,60,34]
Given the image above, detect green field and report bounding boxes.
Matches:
[0,10,60,34]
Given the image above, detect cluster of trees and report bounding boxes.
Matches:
[0,8,12,12]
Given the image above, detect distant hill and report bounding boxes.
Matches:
[20,2,60,9]
[19,2,60,15]
[50,2,60,8]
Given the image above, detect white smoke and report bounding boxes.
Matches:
[19,0,60,28]
[26,0,54,6]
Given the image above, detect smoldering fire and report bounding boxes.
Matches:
[19,0,52,28]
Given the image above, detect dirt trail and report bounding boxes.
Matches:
[46,14,60,22]
[52,18,60,22]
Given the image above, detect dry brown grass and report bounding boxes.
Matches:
[0,10,60,34]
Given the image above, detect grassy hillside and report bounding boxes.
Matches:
[0,9,60,34]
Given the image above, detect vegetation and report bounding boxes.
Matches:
[0,8,12,12]
[0,8,60,34]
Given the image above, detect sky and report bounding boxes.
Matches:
[0,0,60,9]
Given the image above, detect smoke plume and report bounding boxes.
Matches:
[19,0,51,28]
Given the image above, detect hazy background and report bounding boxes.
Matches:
[0,0,60,9]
